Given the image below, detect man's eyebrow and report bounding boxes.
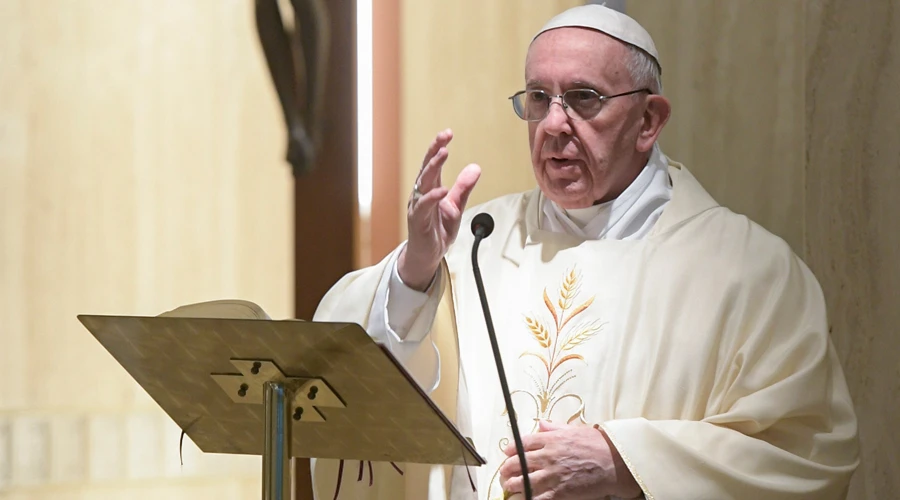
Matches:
[525,79,605,91]
[570,80,603,91]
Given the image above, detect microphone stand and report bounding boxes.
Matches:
[471,215,532,500]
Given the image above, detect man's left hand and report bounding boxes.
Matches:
[499,420,642,499]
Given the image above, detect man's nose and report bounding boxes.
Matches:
[541,100,572,136]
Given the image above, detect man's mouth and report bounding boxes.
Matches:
[548,156,582,166]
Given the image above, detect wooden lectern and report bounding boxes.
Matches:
[77,306,484,499]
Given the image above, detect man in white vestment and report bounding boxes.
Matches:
[310,5,859,499]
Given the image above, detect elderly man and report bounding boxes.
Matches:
[310,4,859,499]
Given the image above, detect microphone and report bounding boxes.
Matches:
[471,212,494,238]
[470,213,532,500]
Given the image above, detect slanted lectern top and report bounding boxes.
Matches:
[77,300,484,499]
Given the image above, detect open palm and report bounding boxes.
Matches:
[399,129,481,291]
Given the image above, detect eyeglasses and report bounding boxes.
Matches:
[508,88,651,122]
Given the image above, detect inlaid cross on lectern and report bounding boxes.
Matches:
[211,359,345,422]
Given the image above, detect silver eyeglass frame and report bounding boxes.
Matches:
[508,88,651,121]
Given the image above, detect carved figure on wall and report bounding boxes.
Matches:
[255,0,330,176]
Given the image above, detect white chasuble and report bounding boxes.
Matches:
[310,163,859,500]
[461,233,660,499]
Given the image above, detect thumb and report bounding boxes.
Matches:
[445,163,482,212]
[538,420,564,432]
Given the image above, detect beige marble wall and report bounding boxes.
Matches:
[628,0,807,253]
[0,0,293,497]
[805,1,900,498]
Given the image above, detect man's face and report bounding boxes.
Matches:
[525,27,652,209]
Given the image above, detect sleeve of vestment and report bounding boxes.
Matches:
[383,244,445,342]
[599,248,859,500]
[313,243,444,393]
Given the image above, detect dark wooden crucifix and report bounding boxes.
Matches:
[255,0,331,177]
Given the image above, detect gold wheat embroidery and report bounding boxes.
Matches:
[514,266,605,425]
[489,266,605,500]
[525,315,551,349]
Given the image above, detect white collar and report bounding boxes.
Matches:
[540,145,672,240]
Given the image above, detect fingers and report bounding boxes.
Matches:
[438,164,481,241]
[408,186,448,218]
[417,129,453,190]
[498,449,544,480]
[444,163,482,214]
[537,420,565,432]
[502,421,572,457]
[421,128,453,167]
[501,464,552,497]
[503,430,548,457]
[417,146,449,191]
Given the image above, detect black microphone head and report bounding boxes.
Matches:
[471,213,495,238]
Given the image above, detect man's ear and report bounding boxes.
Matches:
[636,95,671,153]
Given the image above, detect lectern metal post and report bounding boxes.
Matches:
[263,381,292,500]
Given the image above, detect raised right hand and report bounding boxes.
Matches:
[398,129,481,291]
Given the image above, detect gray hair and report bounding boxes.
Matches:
[624,44,662,95]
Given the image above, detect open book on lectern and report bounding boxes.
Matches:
[76,299,485,468]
